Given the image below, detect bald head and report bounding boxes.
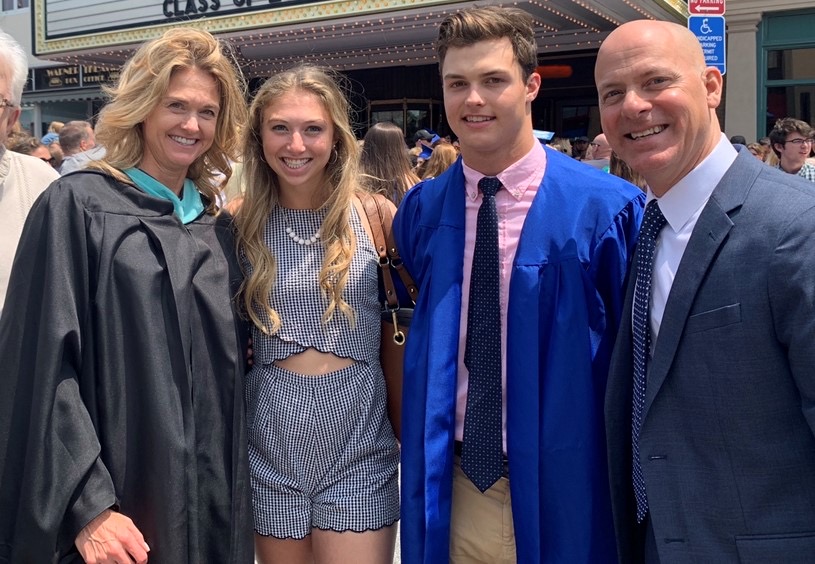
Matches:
[589,133,612,160]
[599,20,707,75]
[594,19,723,195]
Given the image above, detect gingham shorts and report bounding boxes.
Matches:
[246,361,400,539]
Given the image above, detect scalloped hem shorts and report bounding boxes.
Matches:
[246,361,400,539]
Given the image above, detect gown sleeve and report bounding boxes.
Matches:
[392,180,427,285]
[587,190,644,360]
[0,180,117,562]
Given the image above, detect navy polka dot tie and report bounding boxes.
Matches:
[462,176,504,493]
[631,199,667,523]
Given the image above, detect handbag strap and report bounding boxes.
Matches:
[358,192,418,308]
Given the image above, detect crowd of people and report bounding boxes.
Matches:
[0,5,813,564]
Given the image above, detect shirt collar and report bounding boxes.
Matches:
[462,140,546,201]
[647,133,737,233]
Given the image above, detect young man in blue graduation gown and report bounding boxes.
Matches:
[392,6,645,563]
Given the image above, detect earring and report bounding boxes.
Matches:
[328,146,339,165]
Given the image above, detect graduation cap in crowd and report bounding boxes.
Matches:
[533,129,555,144]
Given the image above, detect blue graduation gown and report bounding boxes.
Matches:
[393,148,645,563]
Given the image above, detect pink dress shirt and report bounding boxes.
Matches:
[455,141,547,452]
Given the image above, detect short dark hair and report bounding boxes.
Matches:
[768,117,813,158]
[436,5,538,81]
[58,120,93,155]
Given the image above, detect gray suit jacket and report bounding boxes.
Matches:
[606,148,815,563]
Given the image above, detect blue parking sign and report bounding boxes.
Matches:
[688,15,726,75]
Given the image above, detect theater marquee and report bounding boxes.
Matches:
[32,0,451,57]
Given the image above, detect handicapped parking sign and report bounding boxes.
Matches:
[688,15,726,75]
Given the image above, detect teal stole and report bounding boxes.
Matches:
[124,168,204,224]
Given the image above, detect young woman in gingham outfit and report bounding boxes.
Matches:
[233,65,399,564]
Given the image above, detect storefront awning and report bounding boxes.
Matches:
[33,0,687,75]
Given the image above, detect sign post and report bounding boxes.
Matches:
[688,0,726,16]
[688,16,726,75]
[688,0,726,75]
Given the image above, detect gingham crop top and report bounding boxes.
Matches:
[246,204,381,365]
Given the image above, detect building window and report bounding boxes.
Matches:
[764,47,815,133]
[760,10,815,136]
[2,0,29,11]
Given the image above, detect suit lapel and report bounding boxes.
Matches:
[642,149,762,419]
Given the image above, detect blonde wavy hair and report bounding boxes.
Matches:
[420,142,459,179]
[235,65,361,334]
[88,28,247,207]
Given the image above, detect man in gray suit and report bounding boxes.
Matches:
[595,20,815,563]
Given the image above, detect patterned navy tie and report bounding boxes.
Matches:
[461,176,504,493]
[632,199,667,523]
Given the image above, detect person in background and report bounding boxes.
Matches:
[571,135,590,159]
[234,64,399,564]
[47,140,64,169]
[768,117,815,182]
[41,123,64,169]
[41,131,59,145]
[728,134,747,146]
[0,27,253,562]
[393,6,644,563]
[597,20,815,563]
[548,135,571,155]
[0,30,60,320]
[7,133,53,164]
[413,128,435,155]
[746,142,769,162]
[359,120,420,205]
[58,119,105,174]
[609,151,647,191]
[584,132,613,171]
[419,140,458,179]
[41,120,64,146]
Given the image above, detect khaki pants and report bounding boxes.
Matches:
[450,461,516,564]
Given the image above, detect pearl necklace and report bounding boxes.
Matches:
[280,206,322,246]
[285,225,321,246]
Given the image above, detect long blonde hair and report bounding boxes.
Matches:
[235,65,360,334]
[421,142,459,179]
[89,28,247,206]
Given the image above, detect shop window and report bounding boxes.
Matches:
[2,0,29,11]
[366,99,441,139]
[766,85,815,134]
[760,10,815,136]
[763,47,815,134]
[767,48,815,81]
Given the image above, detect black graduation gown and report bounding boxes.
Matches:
[0,171,253,563]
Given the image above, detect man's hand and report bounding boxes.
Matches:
[75,509,150,563]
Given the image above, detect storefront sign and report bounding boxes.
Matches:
[34,66,81,90]
[82,66,121,86]
[31,65,120,91]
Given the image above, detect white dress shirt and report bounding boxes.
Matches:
[647,134,738,345]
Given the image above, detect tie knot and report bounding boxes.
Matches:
[642,199,667,234]
[478,176,502,198]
